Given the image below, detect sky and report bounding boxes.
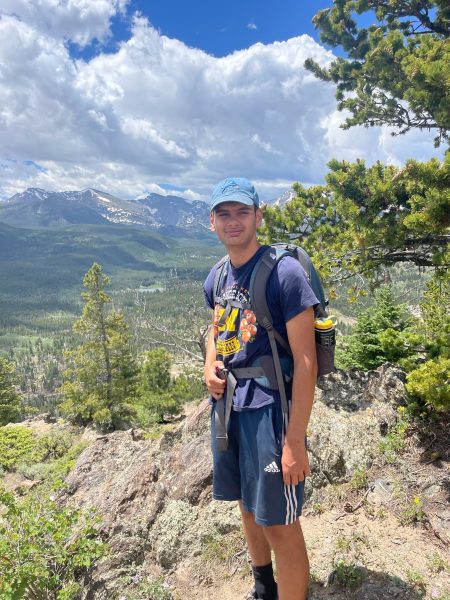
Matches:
[0,0,445,202]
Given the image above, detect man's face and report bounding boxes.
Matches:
[210,201,262,248]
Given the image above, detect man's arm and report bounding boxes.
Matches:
[282,305,317,486]
[204,315,226,400]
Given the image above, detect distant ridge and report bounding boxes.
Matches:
[1,188,211,233]
[271,189,296,207]
[0,185,295,232]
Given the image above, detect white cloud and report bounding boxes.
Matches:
[0,10,445,202]
[248,22,257,30]
[120,116,190,158]
[1,0,129,47]
[251,134,282,155]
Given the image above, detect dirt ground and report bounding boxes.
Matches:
[170,503,449,600]
[170,415,450,600]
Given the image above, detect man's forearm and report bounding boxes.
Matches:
[284,307,317,443]
[204,323,226,400]
[204,326,217,373]
[285,359,317,442]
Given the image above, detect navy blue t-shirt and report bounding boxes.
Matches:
[203,245,319,410]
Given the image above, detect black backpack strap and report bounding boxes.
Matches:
[249,246,293,418]
[215,364,284,451]
[297,247,327,317]
[213,255,229,306]
[249,247,292,355]
[267,328,290,420]
[296,246,311,280]
[214,370,236,451]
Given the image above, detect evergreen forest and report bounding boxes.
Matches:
[0,2,448,598]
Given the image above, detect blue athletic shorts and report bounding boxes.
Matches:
[211,402,305,527]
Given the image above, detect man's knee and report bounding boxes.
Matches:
[262,520,302,548]
[239,501,257,523]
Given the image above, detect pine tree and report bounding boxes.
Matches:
[139,349,181,423]
[338,286,413,370]
[305,1,450,146]
[0,357,22,426]
[59,263,139,430]
[337,280,450,412]
[260,157,449,291]
[260,1,450,414]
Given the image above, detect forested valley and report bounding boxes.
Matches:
[0,1,448,598]
[0,243,438,423]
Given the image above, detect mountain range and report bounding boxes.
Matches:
[0,188,211,234]
[0,185,291,338]
[0,186,292,233]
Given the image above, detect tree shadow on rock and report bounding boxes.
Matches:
[309,566,425,600]
[415,411,450,467]
[410,411,450,545]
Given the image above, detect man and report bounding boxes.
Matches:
[203,177,318,600]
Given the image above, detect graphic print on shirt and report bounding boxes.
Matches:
[213,283,258,357]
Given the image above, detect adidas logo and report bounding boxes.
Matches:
[264,461,280,473]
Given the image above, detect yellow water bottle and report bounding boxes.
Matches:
[314,316,336,347]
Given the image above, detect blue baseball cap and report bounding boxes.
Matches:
[210,177,259,211]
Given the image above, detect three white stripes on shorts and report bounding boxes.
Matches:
[281,411,298,525]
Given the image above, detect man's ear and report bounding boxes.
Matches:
[210,211,216,232]
[255,207,263,228]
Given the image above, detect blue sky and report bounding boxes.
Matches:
[88,1,332,59]
[0,0,444,201]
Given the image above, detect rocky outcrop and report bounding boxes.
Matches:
[60,408,219,598]
[55,365,447,598]
[306,364,406,498]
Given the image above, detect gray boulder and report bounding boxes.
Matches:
[306,364,406,497]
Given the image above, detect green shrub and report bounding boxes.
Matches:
[404,275,450,413]
[18,442,88,489]
[37,429,74,460]
[400,496,425,526]
[137,391,182,425]
[0,426,83,486]
[333,559,363,588]
[378,412,410,464]
[0,486,107,599]
[171,369,206,403]
[138,349,179,424]
[140,349,172,393]
[428,552,450,574]
[350,467,369,490]
[123,578,173,600]
[17,461,51,481]
[405,570,426,594]
[0,426,42,471]
[339,276,450,415]
[406,357,450,412]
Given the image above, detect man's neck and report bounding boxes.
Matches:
[227,240,261,268]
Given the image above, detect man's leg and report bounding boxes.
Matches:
[263,520,309,600]
[239,502,278,600]
[239,501,271,564]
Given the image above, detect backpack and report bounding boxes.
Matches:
[212,243,336,450]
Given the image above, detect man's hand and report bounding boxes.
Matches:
[281,438,311,486]
[204,360,226,400]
